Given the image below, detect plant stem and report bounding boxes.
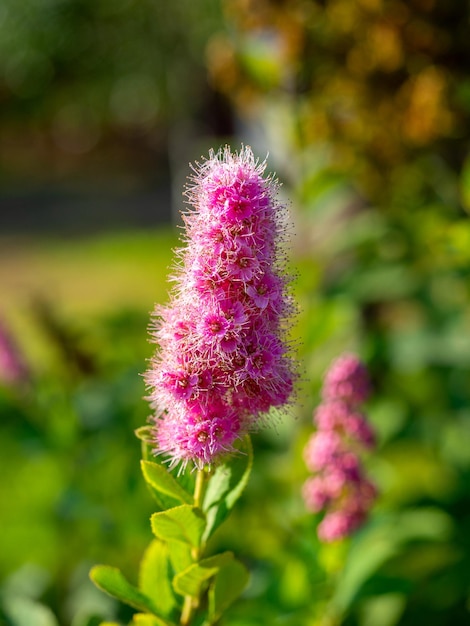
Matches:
[180,468,209,626]
[193,467,206,509]
[180,585,195,625]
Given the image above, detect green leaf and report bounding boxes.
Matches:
[142,474,171,511]
[173,553,233,598]
[173,465,197,497]
[139,540,179,618]
[141,460,193,505]
[132,614,177,626]
[202,436,253,541]
[167,540,192,574]
[208,556,250,622]
[90,566,158,615]
[151,505,206,547]
[139,454,196,510]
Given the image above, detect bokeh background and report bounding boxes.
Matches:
[2,1,470,625]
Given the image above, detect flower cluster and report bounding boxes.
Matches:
[146,146,296,469]
[303,354,377,541]
[0,319,29,386]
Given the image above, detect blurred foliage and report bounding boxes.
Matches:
[0,231,178,626]
[208,0,470,204]
[0,0,221,121]
[0,0,224,179]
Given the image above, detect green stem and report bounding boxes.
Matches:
[180,468,209,626]
[180,580,195,625]
[195,468,206,503]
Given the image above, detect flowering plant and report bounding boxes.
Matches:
[90,146,297,626]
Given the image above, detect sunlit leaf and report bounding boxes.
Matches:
[139,540,179,618]
[151,505,205,547]
[202,436,253,541]
[89,566,157,615]
[141,460,193,505]
[208,556,249,622]
[172,552,233,598]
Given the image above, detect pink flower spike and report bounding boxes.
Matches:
[303,353,377,541]
[145,146,297,468]
[0,319,29,386]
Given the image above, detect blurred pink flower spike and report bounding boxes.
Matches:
[0,319,29,387]
[146,145,297,470]
[303,353,377,541]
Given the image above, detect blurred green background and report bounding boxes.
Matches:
[1,1,470,625]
